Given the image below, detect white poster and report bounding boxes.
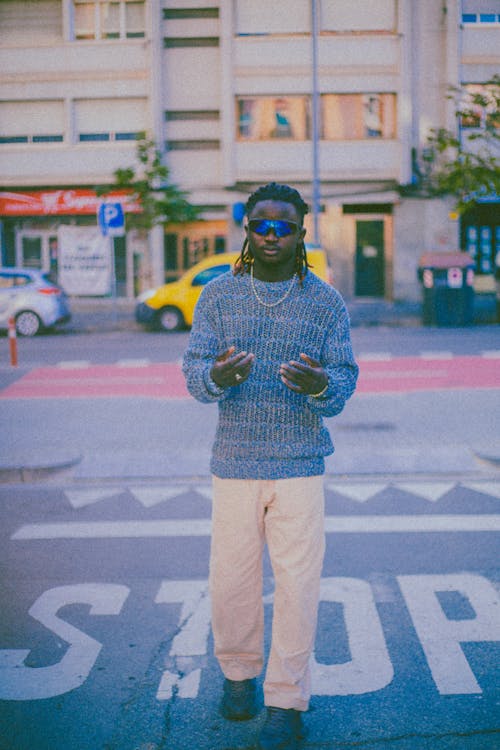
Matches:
[58,225,112,296]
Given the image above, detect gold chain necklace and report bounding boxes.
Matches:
[250,265,297,308]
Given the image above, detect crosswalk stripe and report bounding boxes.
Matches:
[357,353,393,361]
[420,351,454,360]
[11,514,500,540]
[57,361,90,368]
[326,482,387,503]
[65,488,123,509]
[116,359,150,367]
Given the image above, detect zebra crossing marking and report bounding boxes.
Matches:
[326,482,387,503]
[62,481,500,510]
[394,482,456,502]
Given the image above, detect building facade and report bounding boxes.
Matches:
[1,0,499,301]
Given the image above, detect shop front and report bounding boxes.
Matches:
[0,188,141,297]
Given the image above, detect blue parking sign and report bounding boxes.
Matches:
[98,202,125,237]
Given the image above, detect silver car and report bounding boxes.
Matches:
[0,267,71,336]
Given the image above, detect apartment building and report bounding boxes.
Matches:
[0,0,498,301]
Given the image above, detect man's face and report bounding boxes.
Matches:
[245,200,305,279]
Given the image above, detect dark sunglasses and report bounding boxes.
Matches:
[247,219,299,238]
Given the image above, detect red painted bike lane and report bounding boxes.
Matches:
[0,356,498,399]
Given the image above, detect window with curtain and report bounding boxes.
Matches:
[0,100,64,144]
[0,1,62,45]
[322,94,396,139]
[235,0,310,35]
[236,97,310,140]
[74,98,147,141]
[320,0,396,32]
[73,0,145,40]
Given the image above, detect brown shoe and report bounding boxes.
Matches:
[220,677,258,721]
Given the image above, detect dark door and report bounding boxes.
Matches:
[355,220,385,297]
[113,236,127,297]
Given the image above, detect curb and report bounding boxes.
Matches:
[0,452,82,483]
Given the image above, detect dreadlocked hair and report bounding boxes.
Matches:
[234,182,312,284]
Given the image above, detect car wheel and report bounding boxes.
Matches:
[16,310,42,337]
[157,306,185,332]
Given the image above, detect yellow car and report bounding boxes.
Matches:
[135,247,332,332]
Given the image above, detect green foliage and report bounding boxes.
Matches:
[96,135,199,230]
[400,76,500,213]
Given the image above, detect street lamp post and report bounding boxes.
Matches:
[311,0,321,246]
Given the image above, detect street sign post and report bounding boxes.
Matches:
[97,202,125,237]
[97,202,125,321]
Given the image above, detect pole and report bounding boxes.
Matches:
[311,0,321,246]
[8,316,18,367]
[110,236,118,328]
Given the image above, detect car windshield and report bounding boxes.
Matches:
[191,265,231,287]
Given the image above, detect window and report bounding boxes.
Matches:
[461,1,500,24]
[166,140,220,150]
[191,265,231,287]
[163,8,219,19]
[0,100,64,145]
[462,12,500,22]
[0,274,15,290]
[0,1,62,45]
[165,110,219,121]
[321,0,396,32]
[73,1,145,40]
[236,0,310,34]
[460,84,500,130]
[236,97,310,140]
[322,94,396,139]
[164,37,219,47]
[75,98,147,142]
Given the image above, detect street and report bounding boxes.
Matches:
[0,324,499,749]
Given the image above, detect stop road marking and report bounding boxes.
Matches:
[1,573,498,702]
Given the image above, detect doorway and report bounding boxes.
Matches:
[355,220,385,297]
[15,230,59,276]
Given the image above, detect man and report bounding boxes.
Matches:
[183,182,358,749]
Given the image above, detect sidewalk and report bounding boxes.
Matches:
[66,292,497,333]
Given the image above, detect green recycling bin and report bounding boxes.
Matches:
[418,252,475,326]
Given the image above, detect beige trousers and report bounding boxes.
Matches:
[210,475,325,711]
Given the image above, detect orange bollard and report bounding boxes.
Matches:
[8,316,18,367]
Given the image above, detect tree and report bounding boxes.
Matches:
[400,76,500,213]
[97,135,199,230]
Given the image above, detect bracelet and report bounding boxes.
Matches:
[310,382,329,398]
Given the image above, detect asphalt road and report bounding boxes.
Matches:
[0,325,499,749]
[1,478,499,750]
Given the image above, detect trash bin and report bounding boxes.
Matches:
[418,252,475,326]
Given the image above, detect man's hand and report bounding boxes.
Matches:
[210,346,255,388]
[279,353,328,395]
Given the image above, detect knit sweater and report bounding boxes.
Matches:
[182,269,358,479]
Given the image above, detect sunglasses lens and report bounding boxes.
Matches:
[249,220,296,237]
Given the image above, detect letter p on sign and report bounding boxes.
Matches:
[97,202,125,237]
